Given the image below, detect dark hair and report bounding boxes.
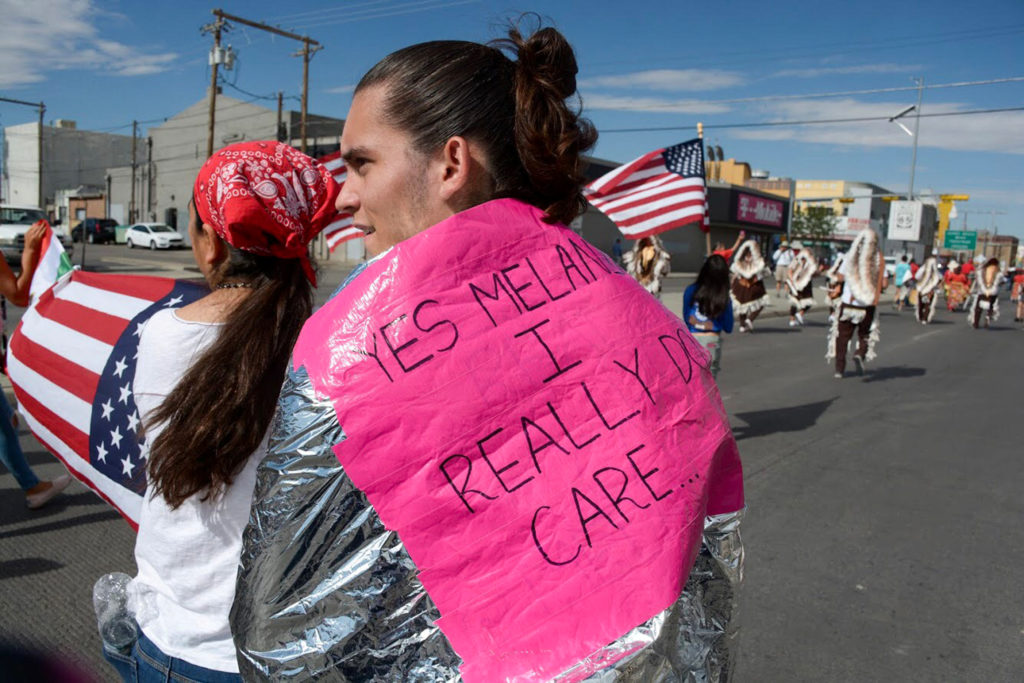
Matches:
[144,201,314,508]
[694,254,730,319]
[355,15,597,225]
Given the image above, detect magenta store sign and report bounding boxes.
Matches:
[736,193,784,227]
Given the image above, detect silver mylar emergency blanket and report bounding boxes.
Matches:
[231,199,745,681]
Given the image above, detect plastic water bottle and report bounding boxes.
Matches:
[93,572,138,653]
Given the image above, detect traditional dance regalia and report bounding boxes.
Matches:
[729,240,769,332]
[968,257,1003,328]
[786,248,817,325]
[825,253,845,322]
[623,234,671,299]
[827,230,882,376]
[914,257,941,324]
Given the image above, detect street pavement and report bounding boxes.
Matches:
[1,248,1021,680]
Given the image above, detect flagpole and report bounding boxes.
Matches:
[698,123,711,256]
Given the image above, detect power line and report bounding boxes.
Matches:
[280,0,480,30]
[599,106,1024,133]
[586,76,1024,110]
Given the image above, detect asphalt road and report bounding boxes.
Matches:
[0,252,1021,680]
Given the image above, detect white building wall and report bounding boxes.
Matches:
[2,122,137,209]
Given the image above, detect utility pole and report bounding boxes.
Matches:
[209,10,321,152]
[202,15,225,158]
[146,137,153,219]
[908,77,924,201]
[0,97,45,207]
[130,120,138,223]
[276,91,284,141]
[38,102,45,209]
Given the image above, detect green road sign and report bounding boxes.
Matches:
[944,230,977,251]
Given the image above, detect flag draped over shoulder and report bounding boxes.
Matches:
[7,271,206,528]
[316,150,362,251]
[585,138,709,239]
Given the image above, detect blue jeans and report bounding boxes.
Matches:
[102,629,242,683]
[0,391,39,491]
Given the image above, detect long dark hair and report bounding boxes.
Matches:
[355,15,597,226]
[144,201,313,508]
[694,254,730,320]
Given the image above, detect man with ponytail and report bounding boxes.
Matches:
[100,141,339,682]
[234,19,745,682]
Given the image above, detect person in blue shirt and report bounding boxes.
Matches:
[683,254,734,379]
[893,255,912,311]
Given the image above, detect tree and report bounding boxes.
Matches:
[791,205,837,253]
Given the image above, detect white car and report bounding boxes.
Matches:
[125,223,184,250]
[0,204,73,262]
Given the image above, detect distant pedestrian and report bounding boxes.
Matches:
[967,257,1003,329]
[684,254,734,379]
[772,239,794,297]
[0,220,71,510]
[623,234,671,299]
[611,237,623,264]
[729,239,769,332]
[785,243,816,327]
[893,255,912,311]
[712,230,745,261]
[914,257,942,324]
[1012,265,1024,322]
[827,229,886,378]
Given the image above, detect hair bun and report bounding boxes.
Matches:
[515,26,579,100]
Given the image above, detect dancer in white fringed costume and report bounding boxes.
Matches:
[785,243,817,327]
[826,229,886,378]
[914,257,942,324]
[623,234,672,299]
[729,240,770,332]
[967,257,1003,328]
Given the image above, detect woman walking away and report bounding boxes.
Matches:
[684,254,734,379]
[100,141,339,682]
[623,234,671,299]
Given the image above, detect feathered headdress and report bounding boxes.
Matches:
[846,229,881,304]
[787,248,817,292]
[978,257,1001,296]
[730,240,765,279]
[915,257,941,295]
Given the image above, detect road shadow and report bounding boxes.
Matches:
[0,510,123,541]
[0,558,63,581]
[862,366,927,383]
[731,398,837,441]
[0,488,109,527]
[745,328,801,335]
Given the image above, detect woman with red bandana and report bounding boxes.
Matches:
[101,141,339,682]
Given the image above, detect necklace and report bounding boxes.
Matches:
[216,282,255,290]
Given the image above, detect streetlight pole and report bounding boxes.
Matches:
[907,77,924,201]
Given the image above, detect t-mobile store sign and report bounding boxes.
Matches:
[736,193,784,227]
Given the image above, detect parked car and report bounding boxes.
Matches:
[125,223,184,250]
[71,217,118,244]
[0,204,74,262]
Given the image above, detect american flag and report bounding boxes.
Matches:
[585,138,709,239]
[317,150,363,251]
[7,271,206,528]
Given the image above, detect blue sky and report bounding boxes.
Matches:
[2,0,1023,238]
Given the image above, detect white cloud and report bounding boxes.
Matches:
[583,93,732,115]
[326,84,356,95]
[0,0,178,88]
[732,98,1024,155]
[579,69,744,91]
[771,63,923,79]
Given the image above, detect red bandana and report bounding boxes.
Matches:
[193,141,341,285]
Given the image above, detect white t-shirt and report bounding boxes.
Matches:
[774,248,794,268]
[128,308,266,673]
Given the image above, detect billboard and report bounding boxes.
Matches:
[735,192,784,228]
[887,200,923,242]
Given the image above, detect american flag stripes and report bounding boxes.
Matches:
[7,271,206,527]
[317,150,363,251]
[585,138,709,239]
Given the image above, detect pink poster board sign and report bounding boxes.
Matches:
[294,199,743,681]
